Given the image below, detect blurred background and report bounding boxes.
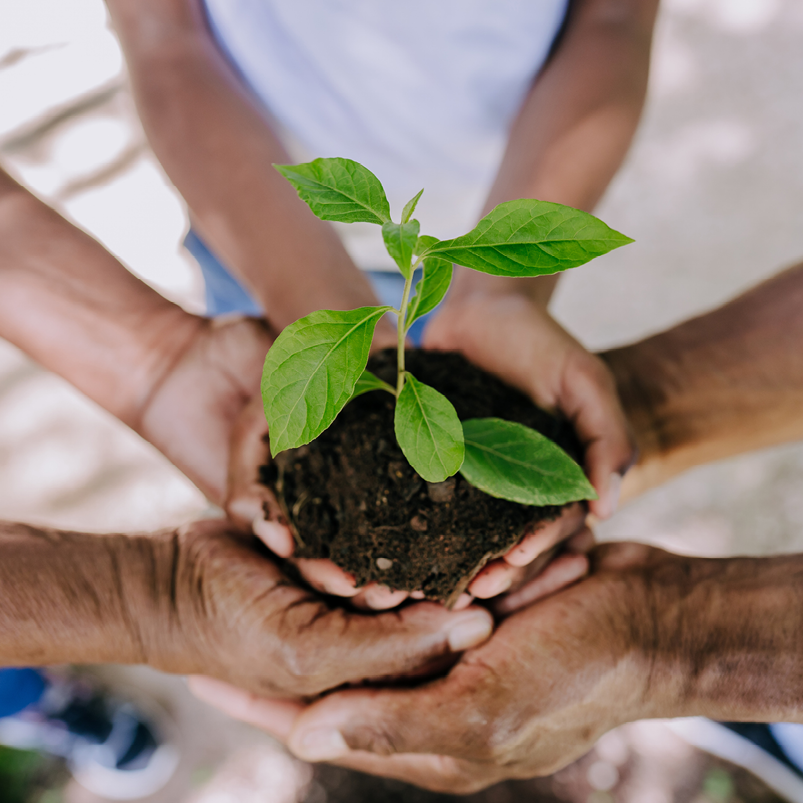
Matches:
[0,0,802,800]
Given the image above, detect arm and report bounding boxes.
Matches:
[451,0,659,307]
[0,166,275,502]
[0,521,177,668]
[188,542,803,792]
[603,259,803,501]
[104,0,392,336]
[424,0,657,529]
[0,168,199,435]
[0,519,493,696]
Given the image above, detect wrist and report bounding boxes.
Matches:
[127,527,205,676]
[0,524,182,668]
[598,338,687,500]
[600,546,803,723]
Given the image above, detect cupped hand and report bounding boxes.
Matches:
[223,298,609,609]
[156,518,494,699]
[136,314,274,506]
[422,292,636,599]
[191,543,679,793]
[224,318,418,609]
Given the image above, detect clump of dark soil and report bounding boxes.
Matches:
[261,349,582,606]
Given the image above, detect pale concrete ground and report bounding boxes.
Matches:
[1,0,802,800]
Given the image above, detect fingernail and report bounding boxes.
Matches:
[297,729,349,761]
[447,612,492,651]
[253,517,294,557]
[602,473,622,519]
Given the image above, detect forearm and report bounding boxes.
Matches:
[0,521,179,668]
[603,261,803,498]
[106,0,384,330]
[0,169,201,428]
[622,548,803,723]
[450,0,657,307]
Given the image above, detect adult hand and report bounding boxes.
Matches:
[151,518,495,698]
[133,314,274,506]
[188,544,673,791]
[222,319,424,609]
[194,542,803,791]
[224,298,603,609]
[422,292,635,599]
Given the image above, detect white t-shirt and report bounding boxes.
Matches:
[204,0,569,270]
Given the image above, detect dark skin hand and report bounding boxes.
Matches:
[191,543,803,793]
[0,171,497,689]
[0,519,495,697]
[103,0,657,605]
[193,258,803,789]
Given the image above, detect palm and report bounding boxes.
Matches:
[137,317,274,504]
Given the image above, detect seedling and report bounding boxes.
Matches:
[261,158,632,506]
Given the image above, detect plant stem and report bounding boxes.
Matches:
[397,270,414,395]
[394,255,425,395]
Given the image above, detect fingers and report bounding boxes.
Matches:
[470,503,585,598]
[225,396,285,526]
[189,681,497,795]
[503,502,585,567]
[279,602,493,694]
[294,558,360,597]
[559,356,636,520]
[253,518,295,558]
[189,676,303,739]
[286,683,467,764]
[305,750,497,795]
[351,584,410,610]
[492,552,589,616]
[469,560,519,598]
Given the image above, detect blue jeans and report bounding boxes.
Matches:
[184,229,433,344]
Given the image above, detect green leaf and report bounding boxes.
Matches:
[425,199,633,277]
[460,418,597,506]
[349,369,395,401]
[262,306,392,455]
[402,188,424,223]
[275,158,390,224]
[415,234,440,255]
[407,257,453,327]
[382,219,420,279]
[395,373,465,482]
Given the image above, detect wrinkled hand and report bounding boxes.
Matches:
[154,518,494,698]
[191,544,685,793]
[421,292,635,600]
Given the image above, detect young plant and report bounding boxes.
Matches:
[261,157,632,506]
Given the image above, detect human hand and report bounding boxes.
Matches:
[146,518,494,698]
[190,543,699,792]
[422,291,635,599]
[223,319,424,610]
[134,314,274,505]
[225,296,604,610]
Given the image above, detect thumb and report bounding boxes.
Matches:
[559,355,636,520]
[279,602,493,696]
[287,682,459,763]
[225,396,294,555]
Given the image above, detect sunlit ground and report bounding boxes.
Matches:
[1,0,802,800]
